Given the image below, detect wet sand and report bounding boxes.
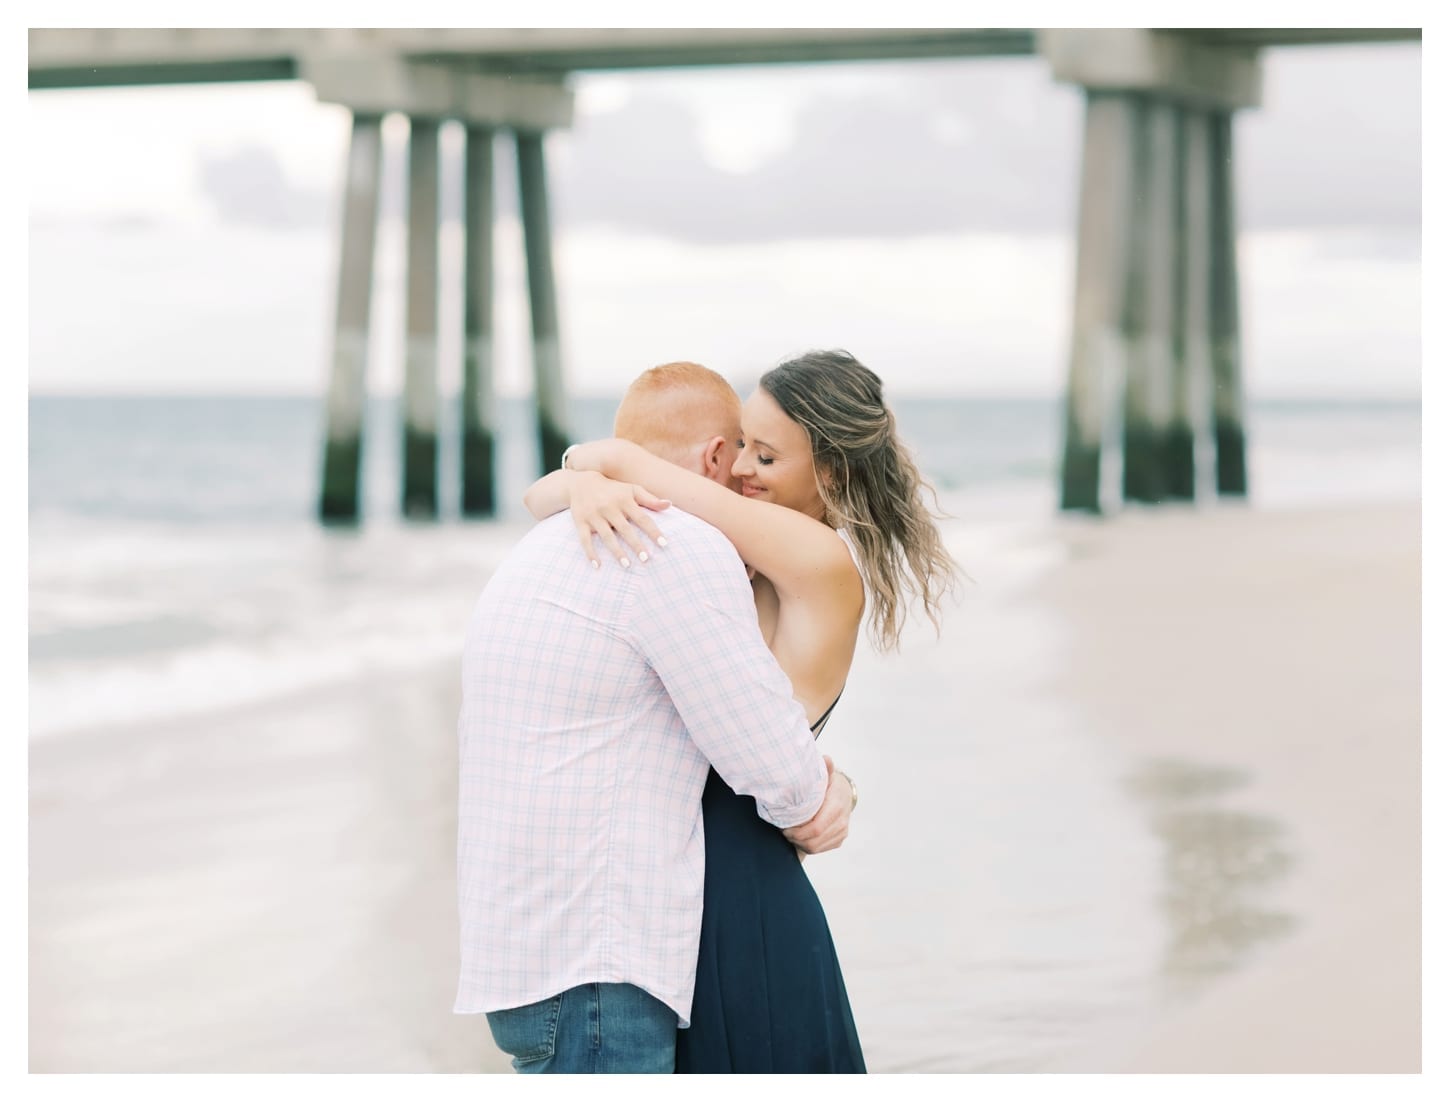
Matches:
[28,662,510,1072]
[1038,502,1421,1072]
[28,501,1420,1072]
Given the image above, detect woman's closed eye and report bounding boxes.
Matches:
[736,438,774,464]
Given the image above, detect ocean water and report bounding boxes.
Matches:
[27,392,1420,742]
[27,391,1421,1071]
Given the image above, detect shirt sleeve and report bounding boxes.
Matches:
[628,520,828,829]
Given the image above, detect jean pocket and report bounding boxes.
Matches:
[486,994,563,1066]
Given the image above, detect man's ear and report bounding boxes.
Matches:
[702,436,729,479]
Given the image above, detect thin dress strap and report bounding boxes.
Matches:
[809,691,843,738]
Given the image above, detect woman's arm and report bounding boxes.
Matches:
[567,438,860,604]
[521,468,577,520]
[523,468,672,569]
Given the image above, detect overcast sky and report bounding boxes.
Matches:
[27,41,1421,397]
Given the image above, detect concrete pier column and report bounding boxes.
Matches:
[1173,108,1214,501]
[1039,28,1262,515]
[1060,92,1138,513]
[515,130,571,474]
[460,125,497,517]
[401,116,441,519]
[318,112,383,524]
[1121,96,1177,506]
[1208,112,1249,497]
[304,59,573,521]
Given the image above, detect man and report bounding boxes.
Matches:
[455,362,855,1073]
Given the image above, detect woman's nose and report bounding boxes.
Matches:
[731,452,749,477]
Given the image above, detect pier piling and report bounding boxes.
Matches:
[318,113,383,525]
[1122,97,1176,506]
[402,117,441,519]
[461,125,498,517]
[1208,113,1249,497]
[1060,93,1137,513]
[516,130,571,475]
[1172,109,1214,501]
[1044,29,1263,513]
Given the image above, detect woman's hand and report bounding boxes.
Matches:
[567,470,671,570]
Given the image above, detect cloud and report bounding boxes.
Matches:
[1235,45,1420,231]
[195,145,332,229]
[1305,228,1421,263]
[550,60,1082,242]
[548,46,1420,242]
[185,45,1421,244]
[29,210,165,231]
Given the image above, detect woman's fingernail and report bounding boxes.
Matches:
[591,560,600,570]
[638,550,649,563]
[619,556,631,569]
[656,536,669,547]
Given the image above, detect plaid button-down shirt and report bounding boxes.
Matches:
[454,508,828,1027]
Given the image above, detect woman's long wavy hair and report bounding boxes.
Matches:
[759,349,959,651]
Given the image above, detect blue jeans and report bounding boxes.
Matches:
[485,983,677,1073]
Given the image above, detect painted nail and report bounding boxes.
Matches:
[591,560,600,570]
[619,557,631,568]
[656,536,669,547]
[638,550,649,563]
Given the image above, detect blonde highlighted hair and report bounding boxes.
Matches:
[759,350,958,651]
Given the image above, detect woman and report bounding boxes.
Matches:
[524,349,957,1072]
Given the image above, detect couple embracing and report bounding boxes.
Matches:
[455,350,955,1073]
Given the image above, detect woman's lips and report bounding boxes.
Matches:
[741,483,765,497]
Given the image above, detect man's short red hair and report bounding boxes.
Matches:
[613,362,742,464]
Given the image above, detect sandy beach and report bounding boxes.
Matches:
[28,500,1420,1073]
[1040,501,1421,1072]
[28,662,508,1072]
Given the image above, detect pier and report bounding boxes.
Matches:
[28,28,1421,521]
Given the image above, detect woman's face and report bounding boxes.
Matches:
[731,388,827,522]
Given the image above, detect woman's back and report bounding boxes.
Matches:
[748,560,860,725]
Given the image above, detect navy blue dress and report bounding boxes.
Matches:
[676,701,867,1074]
